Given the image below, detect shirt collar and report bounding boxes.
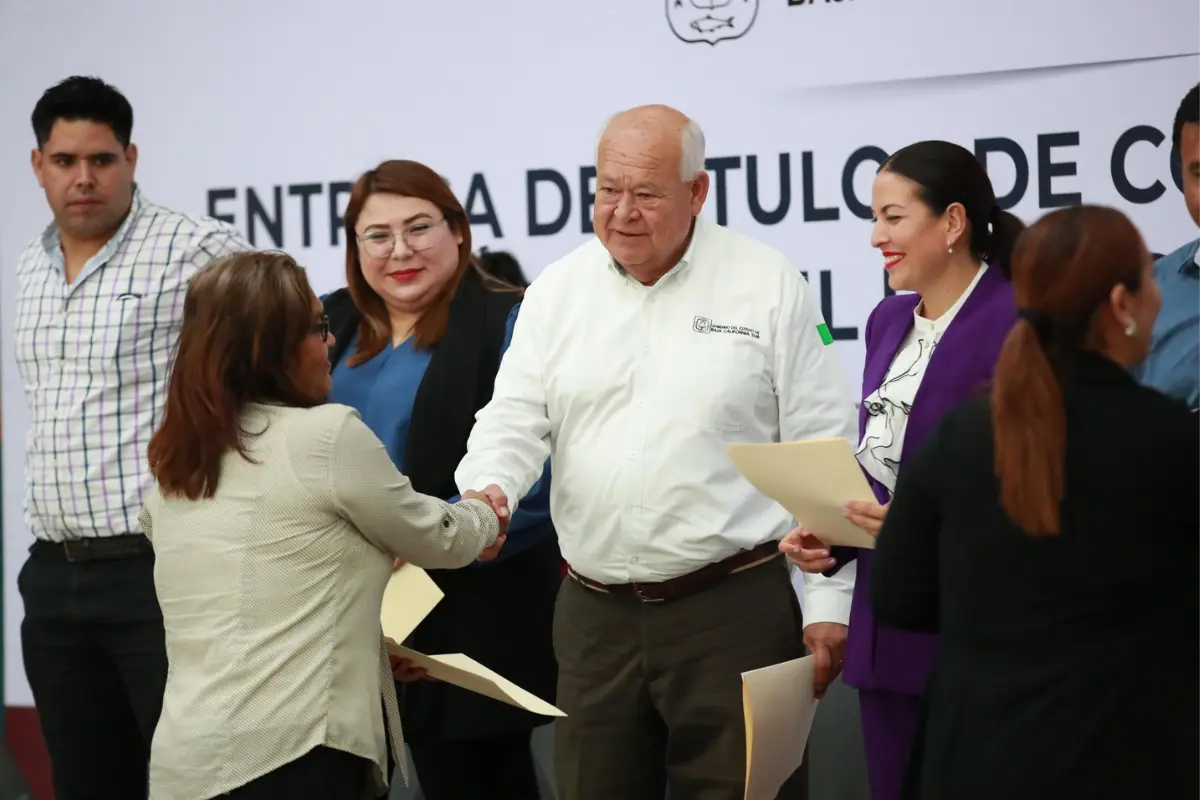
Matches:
[912,262,988,331]
[608,216,705,285]
[40,185,146,270]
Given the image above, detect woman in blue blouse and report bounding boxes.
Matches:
[323,159,559,800]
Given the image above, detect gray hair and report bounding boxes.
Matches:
[678,118,706,181]
[595,113,707,182]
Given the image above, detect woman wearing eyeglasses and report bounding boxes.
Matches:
[141,251,507,799]
[322,159,560,799]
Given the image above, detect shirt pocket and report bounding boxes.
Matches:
[110,294,146,356]
[669,343,768,432]
[101,293,166,385]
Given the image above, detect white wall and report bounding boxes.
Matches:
[1,0,1196,705]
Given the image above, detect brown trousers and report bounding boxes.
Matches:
[553,556,809,800]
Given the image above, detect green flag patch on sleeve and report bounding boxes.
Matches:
[816,323,834,345]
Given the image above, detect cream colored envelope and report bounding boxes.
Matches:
[742,655,820,800]
[386,641,565,718]
[727,439,878,549]
[380,563,444,644]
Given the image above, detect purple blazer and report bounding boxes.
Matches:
[839,265,1016,696]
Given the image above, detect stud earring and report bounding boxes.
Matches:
[1124,320,1137,337]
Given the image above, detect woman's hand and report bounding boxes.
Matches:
[779,527,836,573]
[384,637,432,682]
[476,533,507,562]
[843,500,889,537]
[389,656,429,682]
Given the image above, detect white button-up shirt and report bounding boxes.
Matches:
[14,189,249,542]
[456,217,858,624]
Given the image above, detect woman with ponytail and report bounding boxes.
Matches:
[870,205,1197,798]
[781,140,1023,799]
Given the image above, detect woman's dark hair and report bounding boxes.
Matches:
[991,205,1147,536]
[147,251,321,500]
[342,160,515,366]
[879,140,1025,277]
[32,75,133,149]
[478,250,529,288]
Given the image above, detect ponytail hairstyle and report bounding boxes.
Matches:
[879,140,1025,277]
[991,205,1148,535]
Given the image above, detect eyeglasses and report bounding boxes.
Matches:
[310,314,330,342]
[357,217,448,259]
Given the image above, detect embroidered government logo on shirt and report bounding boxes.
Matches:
[692,316,760,339]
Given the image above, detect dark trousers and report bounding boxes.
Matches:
[222,746,370,799]
[17,545,168,800]
[553,557,809,800]
[408,731,541,799]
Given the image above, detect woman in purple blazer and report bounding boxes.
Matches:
[783,140,1023,800]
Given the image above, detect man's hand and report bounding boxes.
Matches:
[780,527,837,573]
[464,485,511,533]
[803,622,848,699]
[843,500,888,537]
[463,485,510,561]
[477,484,510,520]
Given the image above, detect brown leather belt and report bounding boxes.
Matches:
[32,534,153,563]
[566,540,781,603]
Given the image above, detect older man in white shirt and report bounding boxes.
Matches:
[456,104,857,799]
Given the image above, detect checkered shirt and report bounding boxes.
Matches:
[13,188,250,542]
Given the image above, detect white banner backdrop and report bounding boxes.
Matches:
[0,0,1196,705]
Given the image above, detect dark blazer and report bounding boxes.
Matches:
[326,273,562,743]
[871,353,1199,799]
[834,265,1016,696]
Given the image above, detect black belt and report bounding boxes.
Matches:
[567,541,782,603]
[32,534,153,562]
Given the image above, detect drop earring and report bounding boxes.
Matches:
[1124,320,1137,337]
[947,246,954,254]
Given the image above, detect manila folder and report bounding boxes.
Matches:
[742,656,819,800]
[387,643,565,719]
[727,438,878,549]
[380,564,444,645]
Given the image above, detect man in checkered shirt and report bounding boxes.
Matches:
[12,76,249,798]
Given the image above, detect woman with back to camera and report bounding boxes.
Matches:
[140,251,507,800]
[781,140,1024,799]
[870,205,1198,798]
[323,159,560,799]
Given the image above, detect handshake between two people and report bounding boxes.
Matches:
[463,483,510,562]
[390,484,513,576]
